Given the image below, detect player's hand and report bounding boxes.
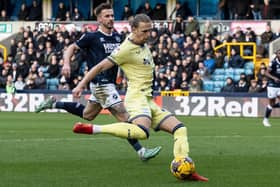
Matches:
[72,86,83,99]
[62,64,71,78]
[274,78,280,83]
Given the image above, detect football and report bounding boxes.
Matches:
[170,157,195,180]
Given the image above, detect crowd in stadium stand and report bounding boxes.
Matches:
[1,1,280,93]
[0,1,280,21]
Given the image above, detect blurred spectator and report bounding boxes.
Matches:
[10,63,18,81]
[56,2,67,21]
[0,69,9,88]
[262,0,272,19]
[65,11,71,21]
[121,5,133,20]
[179,81,189,91]
[17,60,29,79]
[169,1,189,19]
[137,2,153,18]
[221,77,236,92]
[259,76,268,92]
[189,71,202,90]
[200,20,215,36]
[217,0,227,20]
[72,6,83,21]
[197,61,210,80]
[14,75,26,91]
[47,55,60,78]
[214,49,225,68]
[28,0,42,21]
[203,53,216,74]
[235,78,249,92]
[0,10,9,21]
[261,24,273,49]
[24,76,36,89]
[248,79,261,93]
[184,16,199,36]
[172,15,185,35]
[18,3,29,21]
[249,0,262,20]
[152,3,166,20]
[5,75,15,94]
[227,48,245,68]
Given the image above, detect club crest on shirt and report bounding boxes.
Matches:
[115,36,121,42]
[143,58,151,65]
[100,37,105,42]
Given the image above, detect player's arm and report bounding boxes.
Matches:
[72,59,114,98]
[62,43,80,78]
[265,67,280,83]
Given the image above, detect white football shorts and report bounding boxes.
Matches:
[267,86,280,99]
[89,83,122,108]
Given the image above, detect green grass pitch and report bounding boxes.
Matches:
[0,112,279,187]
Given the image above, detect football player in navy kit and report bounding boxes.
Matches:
[35,3,161,160]
[263,49,280,127]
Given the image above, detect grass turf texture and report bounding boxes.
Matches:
[0,112,279,187]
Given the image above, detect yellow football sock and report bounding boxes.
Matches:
[173,126,189,158]
[97,122,148,139]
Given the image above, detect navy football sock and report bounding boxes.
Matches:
[55,102,84,118]
[127,139,142,151]
[264,106,272,119]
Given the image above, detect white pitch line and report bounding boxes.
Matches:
[0,135,279,143]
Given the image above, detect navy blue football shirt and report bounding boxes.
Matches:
[76,30,122,84]
[268,57,280,88]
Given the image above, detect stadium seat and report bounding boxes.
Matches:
[202,80,214,92]
[46,78,59,90]
[224,69,234,77]
[244,61,254,70]
[212,74,225,81]
[213,68,225,75]
[233,75,240,82]
[234,68,245,75]
[245,68,254,75]
[213,87,222,92]
[213,81,225,88]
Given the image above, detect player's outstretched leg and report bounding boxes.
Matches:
[35,96,56,113]
[73,122,148,139]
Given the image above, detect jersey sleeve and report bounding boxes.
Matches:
[76,33,93,49]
